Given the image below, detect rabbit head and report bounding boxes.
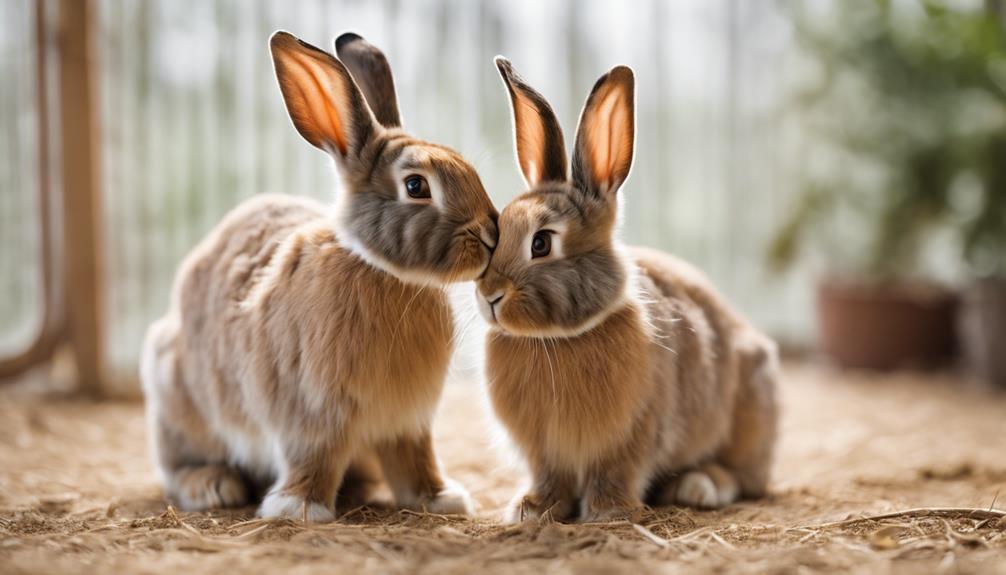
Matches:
[477,57,636,337]
[270,31,498,285]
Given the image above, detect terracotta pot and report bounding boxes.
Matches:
[959,278,1006,388]
[816,280,959,370]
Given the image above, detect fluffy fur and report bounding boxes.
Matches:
[141,32,497,521]
[479,57,778,522]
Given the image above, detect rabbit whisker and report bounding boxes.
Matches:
[390,285,427,354]
[538,337,557,405]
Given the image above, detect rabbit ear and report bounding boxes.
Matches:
[270,31,379,157]
[495,57,568,187]
[571,66,635,198]
[334,32,402,128]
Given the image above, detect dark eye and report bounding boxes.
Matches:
[404,175,431,199]
[531,231,552,259]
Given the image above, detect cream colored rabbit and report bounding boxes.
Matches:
[478,58,778,522]
[141,31,498,522]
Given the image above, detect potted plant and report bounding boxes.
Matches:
[772,0,1006,374]
[957,131,1006,387]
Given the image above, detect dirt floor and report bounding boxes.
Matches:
[1,363,1005,574]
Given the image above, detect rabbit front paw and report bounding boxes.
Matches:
[424,479,475,516]
[258,493,335,523]
[676,469,738,509]
[504,492,577,523]
[169,465,249,511]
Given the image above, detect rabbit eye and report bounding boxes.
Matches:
[404,175,431,199]
[531,231,552,259]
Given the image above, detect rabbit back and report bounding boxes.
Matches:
[632,246,777,484]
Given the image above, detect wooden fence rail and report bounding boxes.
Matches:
[0,0,105,395]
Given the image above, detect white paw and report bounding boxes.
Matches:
[503,494,529,524]
[213,474,250,508]
[404,476,474,514]
[676,471,721,509]
[258,493,335,523]
[170,467,249,511]
[423,479,475,516]
[716,477,740,507]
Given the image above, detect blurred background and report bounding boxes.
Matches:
[1,0,1004,395]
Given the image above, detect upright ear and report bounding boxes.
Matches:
[571,66,635,197]
[270,31,379,157]
[334,32,402,128]
[494,57,568,187]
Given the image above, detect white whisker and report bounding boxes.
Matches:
[543,336,560,404]
[390,285,427,354]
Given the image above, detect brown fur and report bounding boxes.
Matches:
[374,432,455,509]
[481,59,778,522]
[495,58,569,186]
[335,33,402,129]
[141,33,495,521]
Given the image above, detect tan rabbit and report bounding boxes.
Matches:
[478,58,778,522]
[140,31,498,522]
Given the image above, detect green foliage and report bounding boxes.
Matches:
[772,0,1006,278]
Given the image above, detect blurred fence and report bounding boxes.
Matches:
[0,0,43,358]
[1,0,813,387]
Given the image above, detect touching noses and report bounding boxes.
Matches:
[475,211,502,321]
[478,263,508,323]
[470,211,498,257]
[482,212,499,251]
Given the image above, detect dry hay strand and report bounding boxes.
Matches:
[4,501,1005,575]
[7,369,1006,574]
[798,506,1006,531]
[783,506,1006,562]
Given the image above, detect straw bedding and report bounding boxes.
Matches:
[1,364,1004,574]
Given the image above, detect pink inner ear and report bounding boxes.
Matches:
[278,48,349,155]
[515,97,546,186]
[588,88,630,193]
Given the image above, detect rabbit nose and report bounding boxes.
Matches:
[477,287,506,324]
[481,218,499,251]
[484,289,506,323]
[480,231,497,252]
[480,287,503,309]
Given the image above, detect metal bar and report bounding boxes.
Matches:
[57,0,105,395]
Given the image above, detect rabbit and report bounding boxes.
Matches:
[140,31,498,522]
[477,57,778,523]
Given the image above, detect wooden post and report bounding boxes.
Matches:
[58,0,104,395]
